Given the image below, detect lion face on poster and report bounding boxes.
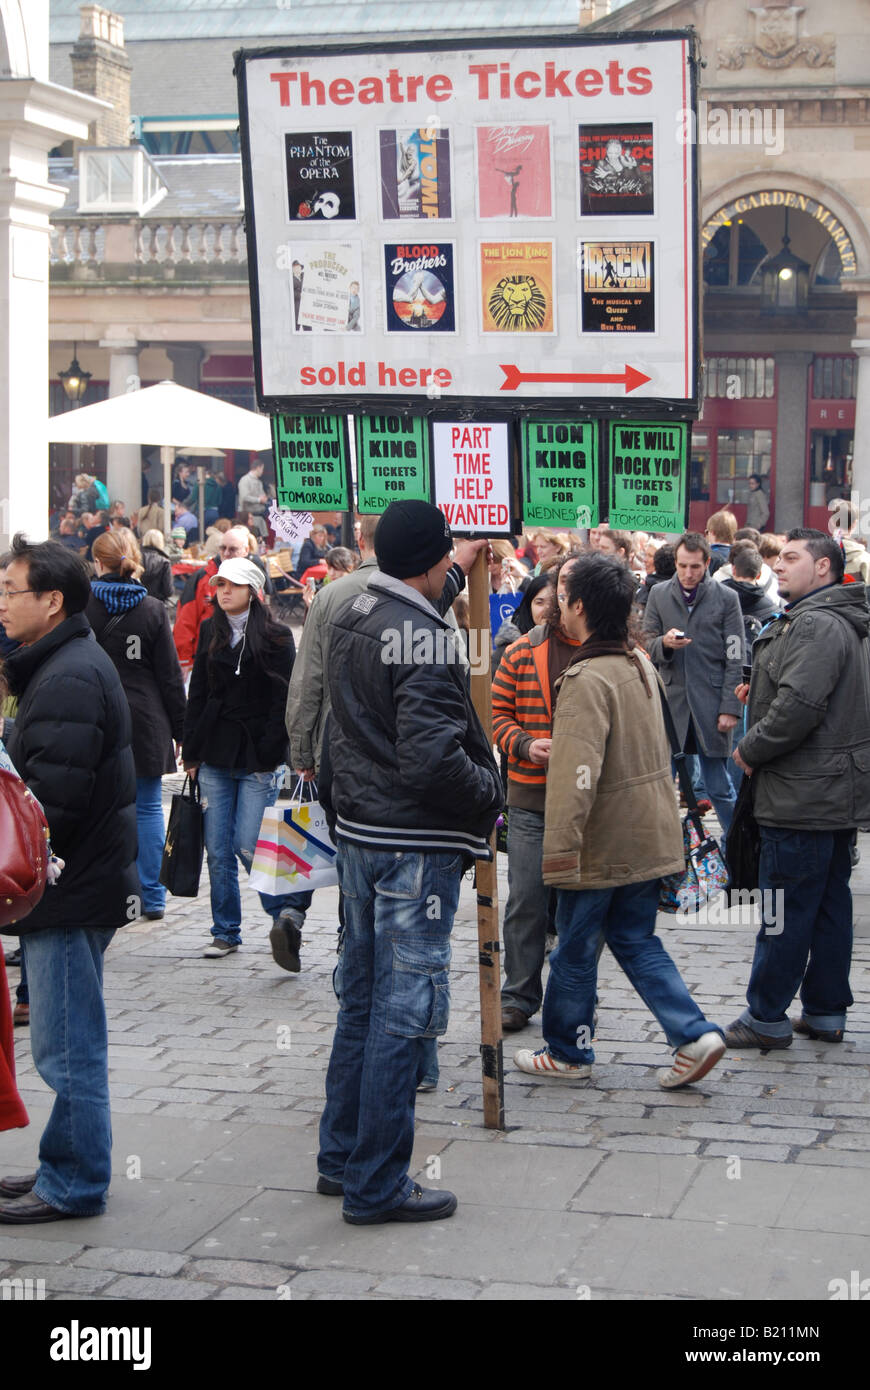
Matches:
[488,275,547,331]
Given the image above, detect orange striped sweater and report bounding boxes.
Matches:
[492,628,558,812]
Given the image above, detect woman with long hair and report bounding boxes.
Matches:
[182,558,311,967]
[87,529,186,921]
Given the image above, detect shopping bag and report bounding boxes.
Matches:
[249,781,338,896]
[659,809,729,914]
[159,775,204,897]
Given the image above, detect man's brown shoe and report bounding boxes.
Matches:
[12,1003,28,1027]
[793,1017,843,1044]
[0,1192,86,1224]
[501,1007,529,1033]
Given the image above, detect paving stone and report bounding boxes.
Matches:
[73,1248,188,1276]
[183,1258,292,1287]
[8,1263,116,1294]
[213,1284,287,1299]
[373,1274,480,1299]
[702,1142,791,1163]
[596,1136,700,1155]
[291,1269,379,1295]
[477,1282,579,1300]
[103,1275,219,1299]
[688,1123,820,1145]
[568,1153,700,1218]
[0,1237,84,1263]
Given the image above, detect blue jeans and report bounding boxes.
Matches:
[20,926,115,1214]
[318,843,462,1215]
[543,879,721,1064]
[198,765,312,944]
[740,826,854,1037]
[136,775,166,914]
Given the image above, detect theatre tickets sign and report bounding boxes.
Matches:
[237,32,700,416]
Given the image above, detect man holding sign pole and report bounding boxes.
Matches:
[317,501,503,1224]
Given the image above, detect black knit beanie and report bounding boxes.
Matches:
[374,501,453,579]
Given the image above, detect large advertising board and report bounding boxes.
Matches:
[237,32,699,419]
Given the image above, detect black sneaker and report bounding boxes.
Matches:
[270,914,302,972]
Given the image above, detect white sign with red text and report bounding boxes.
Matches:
[238,33,698,411]
[432,421,512,535]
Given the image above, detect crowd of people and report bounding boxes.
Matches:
[1,483,868,1230]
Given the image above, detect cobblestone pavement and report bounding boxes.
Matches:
[2,781,869,1302]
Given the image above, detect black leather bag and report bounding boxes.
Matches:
[159,775,204,897]
[725,774,761,892]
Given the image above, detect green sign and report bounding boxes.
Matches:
[272,414,349,510]
[355,416,430,512]
[607,421,688,533]
[520,419,599,528]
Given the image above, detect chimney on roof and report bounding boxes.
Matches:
[70,5,132,147]
[577,0,611,26]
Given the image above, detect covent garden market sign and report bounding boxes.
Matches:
[703,189,857,276]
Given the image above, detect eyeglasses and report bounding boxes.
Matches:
[0,587,36,599]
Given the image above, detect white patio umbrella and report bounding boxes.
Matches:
[47,380,271,537]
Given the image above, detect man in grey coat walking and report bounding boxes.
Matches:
[642,531,744,835]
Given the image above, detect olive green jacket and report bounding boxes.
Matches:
[738,582,870,828]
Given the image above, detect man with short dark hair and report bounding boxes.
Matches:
[642,531,744,834]
[722,546,779,663]
[0,536,139,1222]
[725,529,870,1049]
[514,554,725,1087]
[317,500,503,1224]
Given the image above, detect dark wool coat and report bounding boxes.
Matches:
[86,583,186,778]
[642,572,744,757]
[2,613,140,935]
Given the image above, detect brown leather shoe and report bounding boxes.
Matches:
[12,1003,29,1027]
[501,1007,529,1033]
[0,1192,85,1224]
[793,1017,843,1044]
[0,1173,37,1198]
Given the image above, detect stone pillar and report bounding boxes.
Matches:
[100,337,141,511]
[166,344,205,391]
[774,350,813,532]
[850,338,870,533]
[0,3,104,549]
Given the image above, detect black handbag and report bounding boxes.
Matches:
[725,773,761,892]
[159,775,204,897]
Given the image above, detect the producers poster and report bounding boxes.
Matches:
[284,131,356,221]
[520,419,599,527]
[580,241,655,333]
[384,243,456,332]
[356,415,431,510]
[272,414,350,510]
[379,127,452,220]
[607,419,687,532]
[578,123,655,217]
[475,125,553,220]
[292,242,362,333]
[480,242,554,333]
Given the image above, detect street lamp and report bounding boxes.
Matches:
[58,345,91,405]
[760,210,810,314]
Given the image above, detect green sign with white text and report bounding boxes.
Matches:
[520,419,599,528]
[607,420,688,533]
[272,414,349,510]
[355,415,430,512]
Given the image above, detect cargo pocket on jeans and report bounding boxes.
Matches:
[386,934,451,1039]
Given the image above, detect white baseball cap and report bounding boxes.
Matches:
[208,557,265,593]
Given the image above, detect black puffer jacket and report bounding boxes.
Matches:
[182,617,295,772]
[321,575,503,859]
[2,613,140,935]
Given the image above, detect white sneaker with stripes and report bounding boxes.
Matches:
[657,1031,726,1089]
[513,1047,592,1080]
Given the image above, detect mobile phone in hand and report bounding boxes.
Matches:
[742,664,752,684]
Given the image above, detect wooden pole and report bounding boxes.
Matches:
[161,445,174,541]
[466,547,505,1130]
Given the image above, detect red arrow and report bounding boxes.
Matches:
[500,363,651,393]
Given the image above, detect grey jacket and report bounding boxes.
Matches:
[286,557,464,773]
[738,582,870,828]
[642,572,744,757]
